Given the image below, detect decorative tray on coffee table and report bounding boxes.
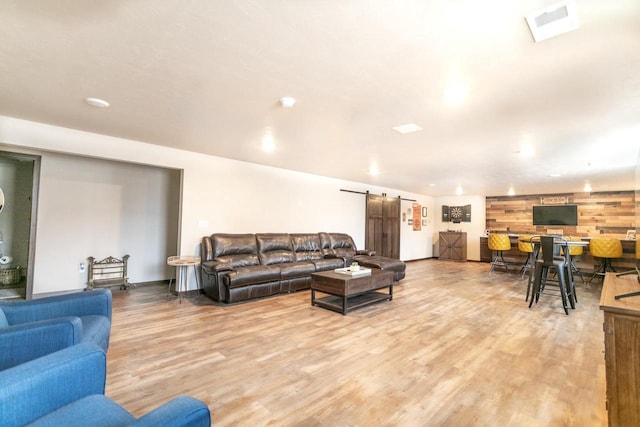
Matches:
[334,267,372,277]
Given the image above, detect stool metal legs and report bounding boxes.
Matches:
[529,262,575,315]
[519,252,535,278]
[588,257,617,283]
[490,250,509,273]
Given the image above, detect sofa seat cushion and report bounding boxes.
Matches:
[279,262,316,279]
[224,265,281,288]
[80,315,111,351]
[28,394,134,427]
[312,258,345,271]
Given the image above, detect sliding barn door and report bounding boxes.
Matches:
[365,194,400,259]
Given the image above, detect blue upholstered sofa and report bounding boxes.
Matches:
[0,343,211,426]
[0,289,112,371]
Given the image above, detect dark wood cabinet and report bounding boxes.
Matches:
[600,273,640,427]
[438,232,467,261]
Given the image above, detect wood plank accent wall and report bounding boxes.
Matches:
[486,190,636,238]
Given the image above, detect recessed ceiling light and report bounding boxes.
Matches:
[549,173,561,178]
[519,142,535,157]
[443,84,469,107]
[84,97,110,108]
[392,123,422,134]
[262,128,275,152]
[279,97,296,108]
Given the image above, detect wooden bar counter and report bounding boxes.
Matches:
[600,272,640,426]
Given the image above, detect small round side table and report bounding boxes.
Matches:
[167,255,201,303]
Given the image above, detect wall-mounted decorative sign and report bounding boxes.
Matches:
[540,196,569,205]
[412,203,421,231]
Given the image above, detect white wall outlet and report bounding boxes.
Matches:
[79,262,85,273]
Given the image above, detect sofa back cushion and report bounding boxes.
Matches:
[319,232,334,257]
[328,233,358,258]
[291,234,323,261]
[211,234,259,267]
[256,233,295,265]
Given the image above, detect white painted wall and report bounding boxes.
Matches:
[33,154,180,292]
[399,198,436,261]
[0,116,434,295]
[433,195,486,261]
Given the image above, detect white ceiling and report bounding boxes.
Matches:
[1,1,639,196]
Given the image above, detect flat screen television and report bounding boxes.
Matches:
[532,204,578,226]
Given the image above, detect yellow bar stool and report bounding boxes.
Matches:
[518,234,535,278]
[488,234,511,273]
[588,237,623,283]
[615,240,640,299]
[616,239,640,280]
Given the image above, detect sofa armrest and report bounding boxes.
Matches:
[0,317,83,370]
[356,250,376,256]
[132,396,211,427]
[201,260,233,274]
[0,343,106,427]
[1,289,112,325]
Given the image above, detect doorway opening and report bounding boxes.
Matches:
[0,151,40,299]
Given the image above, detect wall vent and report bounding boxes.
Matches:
[525,0,579,43]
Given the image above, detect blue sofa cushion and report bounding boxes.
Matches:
[0,289,112,352]
[28,395,134,427]
[0,308,7,328]
[81,315,111,351]
[0,343,106,427]
[0,317,83,370]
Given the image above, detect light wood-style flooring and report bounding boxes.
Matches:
[107,259,607,426]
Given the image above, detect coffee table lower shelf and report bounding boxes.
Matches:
[312,290,392,315]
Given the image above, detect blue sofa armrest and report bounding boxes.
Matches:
[133,396,211,427]
[0,289,112,324]
[0,317,82,370]
[0,343,106,427]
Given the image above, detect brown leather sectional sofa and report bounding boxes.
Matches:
[200,232,406,303]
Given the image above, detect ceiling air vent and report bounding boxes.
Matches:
[525,0,579,43]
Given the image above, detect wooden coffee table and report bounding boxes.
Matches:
[311,269,394,315]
